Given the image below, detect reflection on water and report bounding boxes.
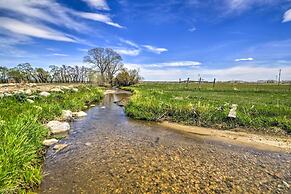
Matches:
[39,90,291,193]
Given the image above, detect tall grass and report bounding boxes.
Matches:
[124,82,291,134]
[0,85,103,193]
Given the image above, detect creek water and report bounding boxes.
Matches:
[39,91,291,193]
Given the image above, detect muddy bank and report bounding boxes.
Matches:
[160,121,291,153]
[39,91,291,193]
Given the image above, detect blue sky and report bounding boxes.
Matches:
[0,0,291,81]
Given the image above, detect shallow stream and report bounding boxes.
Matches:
[39,90,291,193]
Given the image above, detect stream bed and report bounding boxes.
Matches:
[39,91,291,193]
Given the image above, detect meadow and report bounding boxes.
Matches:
[125,82,291,134]
[0,85,103,193]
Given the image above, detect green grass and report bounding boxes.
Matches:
[0,85,103,193]
[124,82,291,134]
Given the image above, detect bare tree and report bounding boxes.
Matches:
[83,48,123,85]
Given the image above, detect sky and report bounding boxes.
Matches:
[0,0,291,81]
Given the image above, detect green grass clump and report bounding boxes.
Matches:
[124,82,291,134]
[0,85,103,193]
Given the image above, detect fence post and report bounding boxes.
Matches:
[213,78,216,88]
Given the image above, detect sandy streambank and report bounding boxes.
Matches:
[160,121,291,153]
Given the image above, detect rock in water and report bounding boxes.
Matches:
[53,144,68,151]
[46,121,70,134]
[39,91,50,97]
[61,110,73,121]
[27,99,34,103]
[43,138,58,146]
[72,111,87,117]
[228,104,238,118]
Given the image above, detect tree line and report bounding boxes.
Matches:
[0,47,142,86]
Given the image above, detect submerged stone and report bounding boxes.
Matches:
[53,143,68,151]
[73,111,87,117]
[43,138,58,146]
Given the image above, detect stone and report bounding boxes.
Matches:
[13,90,24,95]
[61,110,73,121]
[39,91,50,97]
[72,111,87,117]
[50,88,64,93]
[85,142,92,146]
[24,89,32,95]
[28,95,37,99]
[282,181,289,188]
[101,106,106,109]
[53,144,68,151]
[228,104,238,118]
[46,121,70,134]
[28,83,37,87]
[90,104,95,107]
[61,86,70,90]
[43,138,58,146]
[27,99,34,103]
[4,93,13,97]
[71,88,78,92]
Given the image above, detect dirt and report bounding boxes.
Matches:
[38,91,291,193]
[160,121,291,153]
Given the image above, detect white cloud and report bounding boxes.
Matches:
[189,27,197,32]
[120,39,139,48]
[125,63,291,81]
[75,12,124,28]
[143,45,168,54]
[0,0,123,32]
[125,61,201,72]
[114,48,140,56]
[283,9,291,23]
[223,0,279,13]
[82,0,110,10]
[145,61,201,68]
[200,65,291,81]
[51,53,69,57]
[0,17,76,42]
[235,57,254,62]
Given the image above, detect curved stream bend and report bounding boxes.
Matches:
[40,91,291,193]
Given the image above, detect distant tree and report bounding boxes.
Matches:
[0,66,9,83]
[35,68,49,83]
[114,68,142,86]
[83,48,123,85]
[7,68,24,83]
[17,63,36,82]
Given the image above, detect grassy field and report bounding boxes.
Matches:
[0,85,103,193]
[124,82,291,134]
